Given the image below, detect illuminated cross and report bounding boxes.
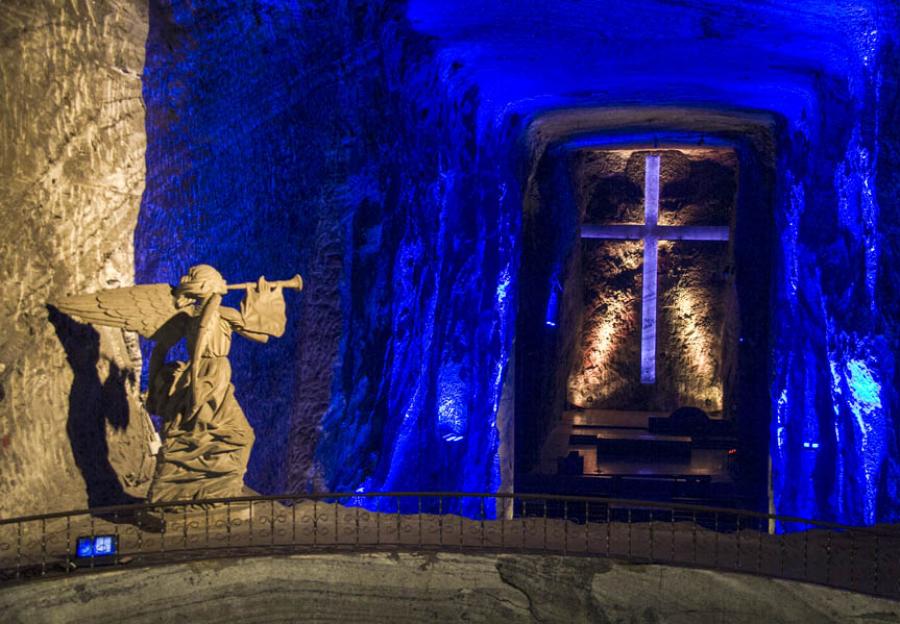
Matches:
[581,154,730,384]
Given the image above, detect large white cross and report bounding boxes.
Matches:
[581,154,730,384]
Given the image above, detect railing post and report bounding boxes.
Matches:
[873,533,880,595]
[250,500,255,547]
[40,517,47,576]
[521,498,526,553]
[90,515,96,569]
[291,497,297,545]
[458,495,464,551]
[627,508,632,559]
[312,499,317,547]
[713,512,719,567]
[479,497,486,548]
[226,502,232,548]
[15,521,22,579]
[500,496,506,549]
[670,508,675,564]
[803,524,809,582]
[113,513,119,568]
[780,525,786,579]
[543,500,548,551]
[606,504,611,558]
[159,508,166,557]
[136,509,144,558]
[65,516,72,574]
[757,518,763,574]
[585,501,590,554]
[692,511,697,565]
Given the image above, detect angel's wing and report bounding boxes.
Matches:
[53,284,186,339]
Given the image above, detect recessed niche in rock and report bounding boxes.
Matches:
[569,148,737,414]
[515,137,771,510]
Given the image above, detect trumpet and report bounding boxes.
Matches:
[226,274,303,291]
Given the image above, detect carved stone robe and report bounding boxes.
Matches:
[148,288,286,503]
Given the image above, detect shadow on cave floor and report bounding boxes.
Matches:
[47,306,143,511]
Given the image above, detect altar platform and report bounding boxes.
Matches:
[520,409,740,506]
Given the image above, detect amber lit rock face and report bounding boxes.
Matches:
[0,1,150,517]
[568,149,738,414]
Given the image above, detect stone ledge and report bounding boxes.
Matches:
[1,552,898,623]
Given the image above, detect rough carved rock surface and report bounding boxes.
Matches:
[1,553,898,623]
[136,0,339,495]
[0,0,150,517]
[0,0,898,532]
[129,0,900,525]
[568,148,737,413]
[138,1,517,506]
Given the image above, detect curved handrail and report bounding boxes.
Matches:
[0,491,897,600]
[0,491,892,536]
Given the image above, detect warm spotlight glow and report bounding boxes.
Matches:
[582,153,729,386]
[669,286,723,410]
[567,240,642,406]
[568,295,633,404]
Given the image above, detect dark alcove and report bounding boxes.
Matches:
[515,122,775,512]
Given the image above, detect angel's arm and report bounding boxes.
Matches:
[220,277,286,343]
[219,306,270,343]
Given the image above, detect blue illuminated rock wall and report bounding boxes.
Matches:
[877,33,900,524]
[138,0,347,493]
[138,0,519,505]
[136,0,900,525]
[399,0,900,526]
[315,31,521,507]
[770,12,900,526]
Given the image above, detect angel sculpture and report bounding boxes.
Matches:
[55,264,303,505]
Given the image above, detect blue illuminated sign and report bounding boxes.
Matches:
[76,535,117,558]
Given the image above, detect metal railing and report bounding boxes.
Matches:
[1,492,897,600]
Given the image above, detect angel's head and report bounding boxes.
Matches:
[174,264,228,306]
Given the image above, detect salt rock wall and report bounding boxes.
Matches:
[317,17,519,508]
[770,11,900,526]
[138,0,519,507]
[137,0,335,494]
[131,0,900,526]
[0,0,151,517]
[5,0,890,531]
[567,149,737,414]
